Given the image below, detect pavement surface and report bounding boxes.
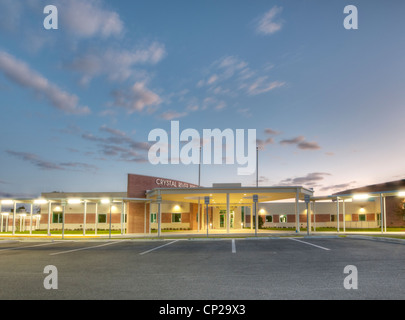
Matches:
[0,237,404,300]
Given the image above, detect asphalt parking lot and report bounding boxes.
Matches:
[0,237,404,300]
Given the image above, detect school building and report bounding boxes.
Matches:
[0,174,405,235]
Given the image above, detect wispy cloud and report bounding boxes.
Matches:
[0,50,90,115]
[160,111,188,121]
[255,6,284,35]
[56,0,124,39]
[280,136,321,150]
[246,78,285,95]
[67,42,166,85]
[112,82,162,113]
[279,172,331,187]
[6,151,98,172]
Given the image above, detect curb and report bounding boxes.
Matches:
[346,235,405,245]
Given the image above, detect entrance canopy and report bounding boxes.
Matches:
[146,185,314,205]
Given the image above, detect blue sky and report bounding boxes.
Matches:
[0,0,404,197]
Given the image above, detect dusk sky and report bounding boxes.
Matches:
[0,0,404,198]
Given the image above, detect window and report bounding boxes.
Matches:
[266,215,273,223]
[150,213,157,223]
[359,214,366,222]
[279,215,287,223]
[52,212,63,223]
[172,213,181,223]
[331,215,336,222]
[98,214,107,223]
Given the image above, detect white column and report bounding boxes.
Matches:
[30,203,33,235]
[83,201,87,236]
[144,202,147,235]
[250,206,253,230]
[343,199,346,233]
[122,201,126,235]
[12,201,16,235]
[295,189,300,233]
[157,195,162,237]
[95,202,98,235]
[226,193,230,234]
[384,196,387,232]
[197,198,201,232]
[47,201,51,236]
[336,197,340,232]
[0,204,2,233]
[380,193,384,234]
[313,201,316,232]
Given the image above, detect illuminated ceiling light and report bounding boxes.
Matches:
[34,199,48,205]
[359,207,365,213]
[68,199,82,204]
[101,199,111,204]
[353,194,369,200]
[54,206,62,212]
[1,213,9,216]
[174,205,181,211]
[1,200,14,205]
[398,191,405,197]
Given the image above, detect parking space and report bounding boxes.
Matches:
[0,237,404,300]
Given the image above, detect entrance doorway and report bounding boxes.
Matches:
[219,210,234,229]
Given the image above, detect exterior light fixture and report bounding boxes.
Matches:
[353,194,369,200]
[34,199,48,205]
[398,192,405,197]
[68,199,82,204]
[1,200,14,205]
[101,199,111,204]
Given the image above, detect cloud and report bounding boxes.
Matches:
[6,150,97,172]
[255,6,284,35]
[265,128,281,135]
[279,136,321,150]
[280,136,306,145]
[247,78,285,95]
[320,181,357,192]
[56,0,124,38]
[0,50,90,115]
[67,42,166,84]
[279,172,331,187]
[297,141,321,150]
[112,82,162,113]
[256,138,274,150]
[160,111,188,121]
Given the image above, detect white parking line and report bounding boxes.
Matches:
[232,239,236,253]
[0,241,68,253]
[50,241,126,256]
[139,240,180,255]
[290,238,331,251]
